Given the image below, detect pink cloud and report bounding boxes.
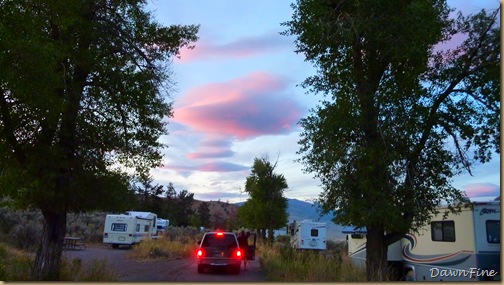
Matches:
[463,183,500,198]
[176,32,291,62]
[172,72,303,140]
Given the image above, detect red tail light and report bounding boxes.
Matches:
[216,232,224,237]
[197,249,204,258]
[234,249,242,259]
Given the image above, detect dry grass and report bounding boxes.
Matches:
[127,236,198,260]
[0,242,118,281]
[259,241,366,282]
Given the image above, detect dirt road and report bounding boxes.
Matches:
[63,246,267,282]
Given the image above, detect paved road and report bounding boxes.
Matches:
[63,246,267,282]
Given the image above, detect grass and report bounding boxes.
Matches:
[259,240,366,282]
[127,235,199,260]
[0,242,118,281]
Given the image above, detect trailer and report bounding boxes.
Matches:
[287,220,327,250]
[156,218,169,234]
[343,201,501,281]
[125,211,158,236]
[103,214,155,248]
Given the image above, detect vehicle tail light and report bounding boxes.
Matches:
[197,249,204,258]
[234,249,242,259]
[216,232,224,237]
[104,233,108,238]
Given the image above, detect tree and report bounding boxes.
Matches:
[0,0,198,280]
[239,157,288,244]
[197,202,211,228]
[283,0,499,280]
[172,189,195,227]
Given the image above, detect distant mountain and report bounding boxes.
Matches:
[234,198,346,241]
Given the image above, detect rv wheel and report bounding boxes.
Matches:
[112,244,118,249]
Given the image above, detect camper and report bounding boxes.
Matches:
[103,213,156,248]
[343,201,501,281]
[156,218,169,234]
[125,211,158,237]
[287,219,327,250]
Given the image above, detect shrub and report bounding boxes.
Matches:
[60,258,118,281]
[259,241,366,282]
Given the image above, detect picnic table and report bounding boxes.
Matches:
[63,237,86,250]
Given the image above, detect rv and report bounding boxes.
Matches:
[125,211,158,237]
[287,220,327,250]
[156,218,169,234]
[103,211,158,248]
[343,201,501,281]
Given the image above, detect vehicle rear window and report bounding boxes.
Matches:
[202,234,237,247]
[111,223,127,232]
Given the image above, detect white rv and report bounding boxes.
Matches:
[103,214,154,248]
[156,218,169,234]
[125,211,158,237]
[343,201,501,281]
[287,220,327,250]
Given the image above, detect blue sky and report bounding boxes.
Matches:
[146,0,501,203]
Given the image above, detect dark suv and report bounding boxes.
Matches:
[196,231,242,274]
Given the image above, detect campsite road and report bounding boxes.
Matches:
[63,246,267,282]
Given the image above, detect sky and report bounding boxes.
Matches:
[145,0,501,203]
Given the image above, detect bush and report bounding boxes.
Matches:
[0,242,33,281]
[60,258,118,281]
[259,242,366,282]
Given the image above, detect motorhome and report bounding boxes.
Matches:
[287,220,327,250]
[343,201,501,281]
[103,213,156,248]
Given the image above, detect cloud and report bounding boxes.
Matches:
[173,72,303,140]
[186,136,235,159]
[462,183,500,198]
[177,32,291,62]
[195,191,247,202]
[161,161,249,173]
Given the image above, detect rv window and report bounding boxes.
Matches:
[144,225,149,232]
[431,221,455,242]
[311,229,319,237]
[111,223,127,232]
[136,224,140,232]
[486,220,500,244]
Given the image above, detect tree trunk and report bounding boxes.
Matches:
[365,225,389,281]
[31,211,67,281]
[268,225,274,245]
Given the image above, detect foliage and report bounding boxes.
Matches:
[196,202,211,228]
[59,258,118,281]
[127,227,201,260]
[282,0,499,280]
[0,0,198,280]
[0,242,33,281]
[238,157,289,243]
[259,241,365,282]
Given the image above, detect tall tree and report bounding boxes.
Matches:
[283,0,499,280]
[0,0,198,280]
[197,202,211,228]
[239,157,288,244]
[172,189,194,227]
